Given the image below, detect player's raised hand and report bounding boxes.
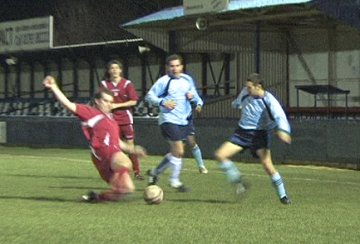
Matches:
[43,76,57,89]
[195,105,202,113]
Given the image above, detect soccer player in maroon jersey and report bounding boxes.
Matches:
[43,75,146,203]
[100,60,144,180]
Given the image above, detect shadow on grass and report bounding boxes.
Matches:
[0,195,81,203]
[0,194,244,204]
[5,174,96,180]
[0,195,143,204]
[48,186,107,190]
[48,186,146,193]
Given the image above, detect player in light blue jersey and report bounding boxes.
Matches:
[185,74,208,174]
[214,73,292,204]
[186,106,208,174]
[146,54,203,192]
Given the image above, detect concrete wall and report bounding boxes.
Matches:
[0,116,359,169]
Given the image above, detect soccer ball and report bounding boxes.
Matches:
[143,185,164,204]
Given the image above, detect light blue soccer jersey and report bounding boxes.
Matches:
[146,73,202,125]
[232,88,291,134]
[186,74,204,108]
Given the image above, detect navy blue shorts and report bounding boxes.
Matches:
[160,123,190,141]
[229,127,272,158]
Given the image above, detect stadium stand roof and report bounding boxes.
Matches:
[122,0,360,31]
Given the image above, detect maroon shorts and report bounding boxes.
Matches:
[119,124,135,140]
[90,146,121,183]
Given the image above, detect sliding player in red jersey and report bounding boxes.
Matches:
[43,75,146,203]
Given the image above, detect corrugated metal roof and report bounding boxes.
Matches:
[123,0,313,27]
[123,0,360,33]
[123,6,183,27]
[227,0,312,10]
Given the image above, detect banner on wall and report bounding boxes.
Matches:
[0,16,53,53]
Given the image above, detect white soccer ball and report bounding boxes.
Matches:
[143,185,164,205]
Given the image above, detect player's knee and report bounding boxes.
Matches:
[171,147,184,158]
[172,151,184,158]
[113,160,132,169]
[188,141,197,149]
[186,138,196,148]
[111,169,135,193]
[180,148,185,157]
[214,149,224,162]
[111,152,132,170]
[122,160,132,169]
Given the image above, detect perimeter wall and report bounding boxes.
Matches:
[1,116,359,169]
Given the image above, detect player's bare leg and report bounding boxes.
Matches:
[124,139,144,180]
[215,142,245,194]
[167,140,188,192]
[187,135,207,174]
[257,149,291,204]
[83,152,135,202]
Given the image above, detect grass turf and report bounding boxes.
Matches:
[0,147,359,243]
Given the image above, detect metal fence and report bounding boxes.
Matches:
[0,96,359,120]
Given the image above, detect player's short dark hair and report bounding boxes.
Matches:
[95,87,113,99]
[104,59,123,79]
[90,88,113,106]
[106,59,123,70]
[247,73,264,89]
[166,54,184,65]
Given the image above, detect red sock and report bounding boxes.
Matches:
[98,190,123,201]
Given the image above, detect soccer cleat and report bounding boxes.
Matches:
[199,166,208,174]
[147,169,158,185]
[170,181,190,192]
[176,184,190,193]
[171,184,190,192]
[235,182,246,195]
[135,173,144,181]
[280,196,291,205]
[82,191,99,203]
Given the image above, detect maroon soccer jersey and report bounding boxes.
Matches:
[75,104,120,151]
[100,79,139,125]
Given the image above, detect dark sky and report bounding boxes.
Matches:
[0,0,181,22]
[0,0,182,45]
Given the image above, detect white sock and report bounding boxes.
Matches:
[169,154,182,186]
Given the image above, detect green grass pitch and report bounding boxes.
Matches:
[0,146,359,243]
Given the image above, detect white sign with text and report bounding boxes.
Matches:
[184,0,229,15]
[0,16,53,53]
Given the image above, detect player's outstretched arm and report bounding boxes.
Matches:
[43,76,76,113]
[276,130,292,144]
[111,100,137,110]
[119,140,147,157]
